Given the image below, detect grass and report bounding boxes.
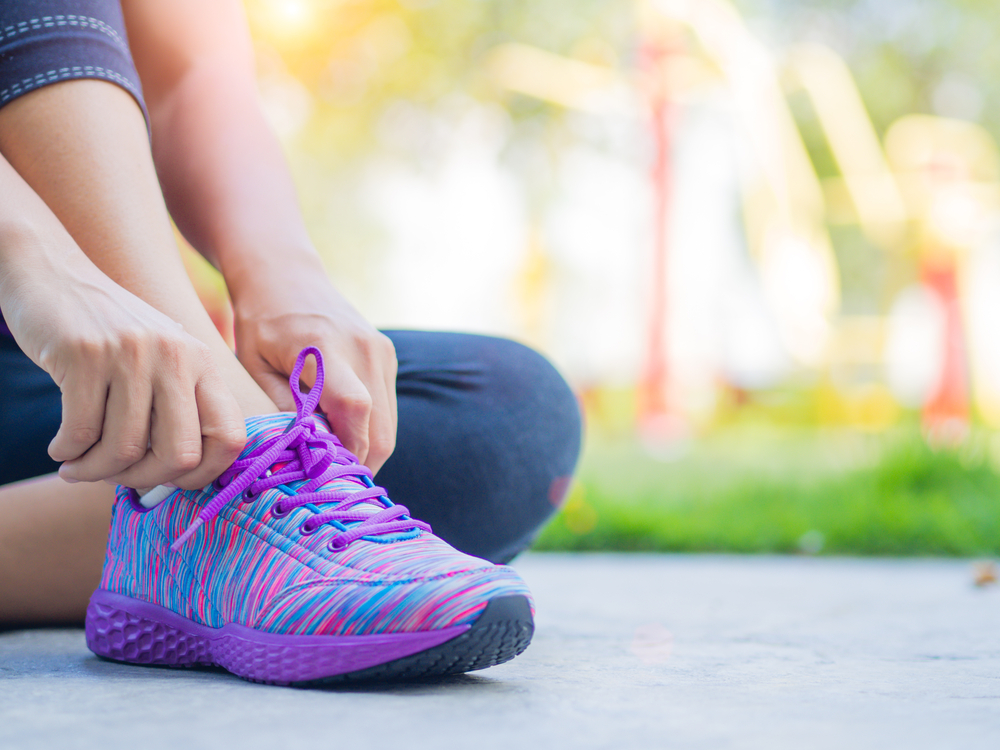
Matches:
[534,424,1000,556]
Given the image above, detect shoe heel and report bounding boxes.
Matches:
[86,594,210,668]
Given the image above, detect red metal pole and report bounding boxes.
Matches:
[920,256,969,444]
[638,40,678,436]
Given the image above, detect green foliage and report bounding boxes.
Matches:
[248,0,635,164]
[535,427,1000,556]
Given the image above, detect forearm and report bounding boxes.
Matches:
[0,78,275,423]
[0,151,95,360]
[0,147,77,268]
[149,60,323,305]
[122,0,395,468]
[147,72,400,467]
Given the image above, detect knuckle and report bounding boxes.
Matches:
[377,332,396,359]
[74,336,107,359]
[157,335,188,364]
[116,328,147,355]
[65,425,102,448]
[212,423,247,456]
[188,339,212,364]
[113,441,147,465]
[349,435,370,458]
[37,347,57,374]
[369,433,395,462]
[168,447,202,473]
[337,393,372,416]
[353,334,375,356]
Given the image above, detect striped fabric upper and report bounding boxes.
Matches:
[97,348,532,637]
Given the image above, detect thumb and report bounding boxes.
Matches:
[244,358,298,413]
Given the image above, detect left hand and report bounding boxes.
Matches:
[231,264,398,474]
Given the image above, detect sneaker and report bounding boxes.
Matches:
[85,347,534,685]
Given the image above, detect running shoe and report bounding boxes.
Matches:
[85,347,534,685]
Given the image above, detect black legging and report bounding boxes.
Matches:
[0,332,582,563]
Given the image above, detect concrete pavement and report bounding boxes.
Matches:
[2,554,998,749]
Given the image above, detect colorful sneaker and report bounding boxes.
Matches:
[85,347,534,685]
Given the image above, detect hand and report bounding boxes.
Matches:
[3,253,246,490]
[231,266,398,473]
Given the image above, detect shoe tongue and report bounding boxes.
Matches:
[242,412,342,460]
[242,413,299,458]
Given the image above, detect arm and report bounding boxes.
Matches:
[122,0,397,471]
[0,147,243,491]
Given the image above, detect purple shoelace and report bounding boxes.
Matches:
[170,346,430,552]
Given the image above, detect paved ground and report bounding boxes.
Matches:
[1,554,998,749]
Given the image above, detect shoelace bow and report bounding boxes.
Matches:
[170,346,430,553]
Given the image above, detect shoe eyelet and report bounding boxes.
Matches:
[271,503,288,518]
[299,521,318,537]
[213,471,236,491]
[243,487,258,502]
[327,536,350,551]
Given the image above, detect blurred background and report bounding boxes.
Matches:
[189,0,1000,556]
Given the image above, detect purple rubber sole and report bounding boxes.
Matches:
[85,589,469,685]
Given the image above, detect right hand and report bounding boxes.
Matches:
[3,255,246,490]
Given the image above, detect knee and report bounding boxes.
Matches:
[473,338,583,561]
[384,331,583,563]
[481,338,582,466]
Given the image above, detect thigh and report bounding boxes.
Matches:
[378,330,582,563]
[0,337,62,484]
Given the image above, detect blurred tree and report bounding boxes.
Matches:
[738,0,1000,137]
[245,0,635,164]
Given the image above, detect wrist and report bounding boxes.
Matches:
[221,241,329,309]
[0,219,84,302]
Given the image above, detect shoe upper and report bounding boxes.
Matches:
[97,348,532,637]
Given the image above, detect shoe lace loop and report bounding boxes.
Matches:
[170,347,430,552]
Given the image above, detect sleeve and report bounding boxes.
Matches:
[0,0,147,125]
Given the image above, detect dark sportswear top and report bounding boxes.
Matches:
[0,0,144,113]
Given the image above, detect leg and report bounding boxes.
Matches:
[377,332,583,563]
[0,337,112,624]
[0,477,113,625]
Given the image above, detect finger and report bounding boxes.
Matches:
[368,366,398,475]
[365,385,395,474]
[61,375,151,483]
[364,360,397,473]
[370,337,398,474]
[110,369,203,489]
[318,361,372,465]
[240,352,297,412]
[167,367,246,490]
[293,350,319,391]
[385,357,398,436]
[49,372,110,463]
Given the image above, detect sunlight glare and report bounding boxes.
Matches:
[267,0,312,35]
